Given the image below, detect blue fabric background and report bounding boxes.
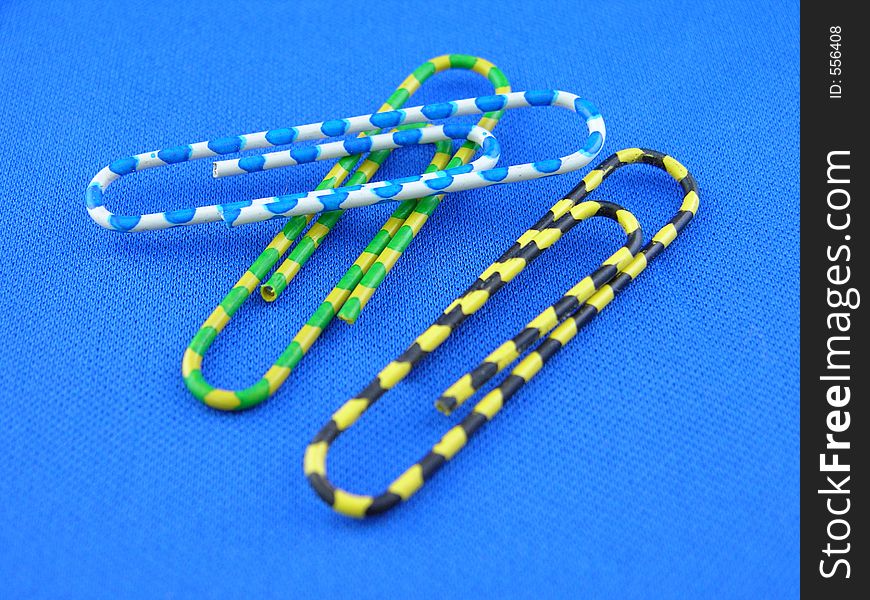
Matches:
[0,1,799,597]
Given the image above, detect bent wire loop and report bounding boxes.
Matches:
[86,91,604,231]
[304,148,700,518]
[182,55,516,410]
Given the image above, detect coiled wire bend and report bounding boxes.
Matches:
[305,148,699,518]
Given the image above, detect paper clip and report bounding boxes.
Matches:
[85,91,603,232]
[183,55,516,410]
[304,148,699,517]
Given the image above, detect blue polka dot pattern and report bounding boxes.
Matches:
[164,208,197,225]
[321,191,348,211]
[393,129,423,146]
[107,214,140,231]
[86,90,605,232]
[238,155,266,173]
[207,136,243,154]
[370,111,404,129]
[482,167,509,182]
[343,137,373,155]
[320,119,349,137]
[475,95,507,112]
[482,136,499,158]
[108,156,138,176]
[533,159,561,173]
[290,146,320,164]
[265,128,297,146]
[421,101,456,120]
[374,183,404,199]
[524,90,556,106]
[157,146,192,164]
[426,173,454,190]
[85,185,103,209]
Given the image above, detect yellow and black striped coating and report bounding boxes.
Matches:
[304,148,698,517]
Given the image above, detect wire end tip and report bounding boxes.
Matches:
[337,304,361,325]
[260,285,277,302]
[434,398,455,417]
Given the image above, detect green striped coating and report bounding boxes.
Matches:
[336,160,456,325]
[332,55,512,323]
[183,55,512,411]
[261,54,510,305]
[260,123,447,301]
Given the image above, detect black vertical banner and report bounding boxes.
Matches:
[801,3,867,597]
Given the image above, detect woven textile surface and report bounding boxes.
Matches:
[0,1,799,597]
